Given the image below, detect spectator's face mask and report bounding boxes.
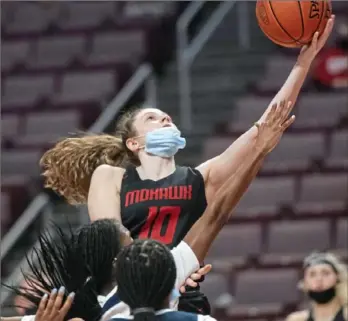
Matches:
[303,257,339,305]
[307,286,337,304]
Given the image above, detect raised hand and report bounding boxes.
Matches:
[255,100,295,154]
[298,15,335,67]
[180,264,212,293]
[35,287,81,321]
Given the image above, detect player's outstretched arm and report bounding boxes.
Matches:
[197,16,334,201]
[185,100,295,263]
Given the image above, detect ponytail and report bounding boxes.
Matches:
[40,134,128,205]
[40,108,142,205]
[133,308,156,321]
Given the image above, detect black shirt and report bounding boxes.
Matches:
[120,166,207,248]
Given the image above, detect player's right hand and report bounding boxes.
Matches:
[298,15,335,67]
[180,264,212,293]
[35,287,83,321]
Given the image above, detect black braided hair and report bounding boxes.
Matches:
[75,218,124,294]
[4,219,123,321]
[115,239,177,321]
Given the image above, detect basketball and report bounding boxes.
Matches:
[256,0,332,48]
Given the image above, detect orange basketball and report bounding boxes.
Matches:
[256,0,332,48]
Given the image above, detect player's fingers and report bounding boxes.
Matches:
[52,287,65,312]
[197,264,212,276]
[311,31,319,49]
[275,100,286,123]
[185,278,198,288]
[318,16,335,47]
[60,292,75,317]
[280,101,293,122]
[180,285,186,293]
[45,288,58,314]
[189,271,209,281]
[189,273,201,281]
[271,100,284,126]
[36,293,48,318]
[281,115,296,131]
[266,102,277,125]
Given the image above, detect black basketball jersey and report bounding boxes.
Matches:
[120,166,207,248]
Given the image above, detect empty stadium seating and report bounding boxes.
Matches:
[200,36,347,319]
[1,1,178,234]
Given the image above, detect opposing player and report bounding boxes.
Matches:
[6,100,295,321]
[111,238,217,321]
[285,252,347,321]
[39,16,333,313]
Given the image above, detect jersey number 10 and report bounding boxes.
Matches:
[139,206,181,244]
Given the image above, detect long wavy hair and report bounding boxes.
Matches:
[40,108,142,205]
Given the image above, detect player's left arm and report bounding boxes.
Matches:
[197,16,334,202]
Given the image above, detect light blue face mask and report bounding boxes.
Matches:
[144,127,186,158]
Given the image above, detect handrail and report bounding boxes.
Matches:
[176,1,237,132]
[1,205,54,305]
[186,1,237,62]
[0,63,156,261]
[176,1,205,132]
[0,194,49,259]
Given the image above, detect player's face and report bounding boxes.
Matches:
[303,264,338,292]
[132,108,176,137]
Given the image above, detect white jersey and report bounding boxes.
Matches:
[22,241,200,321]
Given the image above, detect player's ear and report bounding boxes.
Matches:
[126,137,141,152]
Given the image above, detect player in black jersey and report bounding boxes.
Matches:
[40,99,296,314]
[40,20,334,249]
[286,252,347,321]
[7,103,297,321]
[39,19,332,309]
[39,21,334,312]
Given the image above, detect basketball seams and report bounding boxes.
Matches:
[256,0,296,45]
[296,0,306,43]
[256,0,330,48]
[259,26,296,47]
[268,0,305,44]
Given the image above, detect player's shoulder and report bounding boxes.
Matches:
[176,165,205,181]
[285,310,309,321]
[92,165,125,181]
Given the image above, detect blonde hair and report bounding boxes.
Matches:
[40,109,142,205]
[299,252,348,307]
